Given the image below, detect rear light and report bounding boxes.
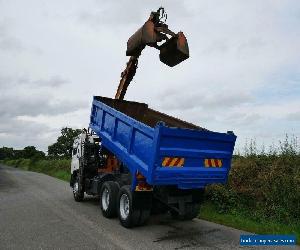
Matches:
[204,159,223,168]
[135,172,153,191]
[135,182,153,191]
[162,157,185,167]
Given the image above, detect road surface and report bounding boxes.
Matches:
[0,164,297,250]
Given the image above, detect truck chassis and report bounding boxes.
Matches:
[70,129,205,228]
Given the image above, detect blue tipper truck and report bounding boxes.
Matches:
[70,7,236,228]
[70,96,236,227]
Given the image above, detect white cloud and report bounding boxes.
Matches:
[0,0,299,151]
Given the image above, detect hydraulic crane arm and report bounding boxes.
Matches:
[115,56,139,100]
[115,7,189,100]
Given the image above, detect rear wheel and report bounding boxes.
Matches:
[118,185,150,228]
[170,203,200,220]
[100,181,119,218]
[73,176,84,202]
[138,209,151,225]
[151,199,168,215]
[118,186,139,228]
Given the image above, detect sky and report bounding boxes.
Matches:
[0,0,299,153]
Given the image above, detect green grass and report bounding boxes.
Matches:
[200,201,300,243]
[0,158,71,182]
[50,169,70,181]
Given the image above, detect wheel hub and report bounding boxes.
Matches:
[120,194,130,220]
[73,182,79,193]
[102,188,110,211]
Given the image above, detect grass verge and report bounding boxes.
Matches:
[0,158,70,182]
[199,201,300,243]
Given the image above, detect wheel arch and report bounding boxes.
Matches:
[70,170,79,187]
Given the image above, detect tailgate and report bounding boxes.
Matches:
[152,125,236,189]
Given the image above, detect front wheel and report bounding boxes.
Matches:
[72,176,84,202]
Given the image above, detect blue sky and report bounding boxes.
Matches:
[0,0,299,152]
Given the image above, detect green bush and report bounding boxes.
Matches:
[206,184,238,214]
[206,136,300,225]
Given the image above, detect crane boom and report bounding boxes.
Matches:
[115,56,139,100]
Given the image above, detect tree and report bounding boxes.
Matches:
[0,146,45,160]
[0,147,14,160]
[48,127,82,157]
[23,146,45,159]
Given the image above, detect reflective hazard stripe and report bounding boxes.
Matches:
[162,157,185,167]
[204,159,223,167]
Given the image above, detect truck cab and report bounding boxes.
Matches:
[71,132,100,175]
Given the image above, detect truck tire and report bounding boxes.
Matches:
[100,181,119,218]
[137,209,150,226]
[170,203,200,220]
[183,203,200,220]
[151,199,168,215]
[118,185,140,228]
[73,176,84,202]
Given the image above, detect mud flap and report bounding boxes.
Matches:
[132,191,153,210]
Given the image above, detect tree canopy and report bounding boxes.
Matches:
[48,127,82,157]
[0,146,45,160]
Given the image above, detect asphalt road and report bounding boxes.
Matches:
[0,164,298,250]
